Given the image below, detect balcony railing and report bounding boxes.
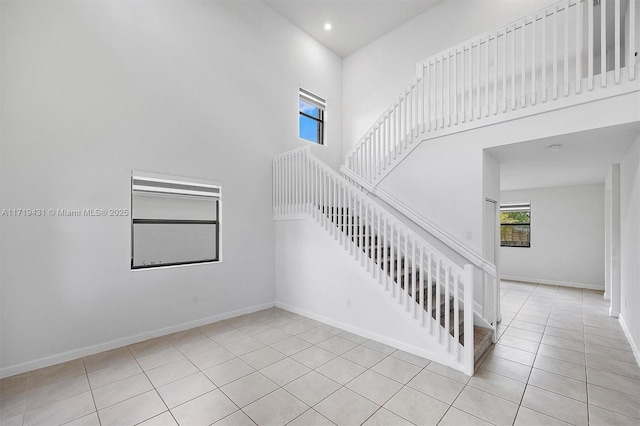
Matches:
[345,0,638,185]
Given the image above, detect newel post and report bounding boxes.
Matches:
[463,264,475,376]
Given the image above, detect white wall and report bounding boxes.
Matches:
[483,151,501,263]
[500,184,605,289]
[0,0,342,376]
[342,0,557,154]
[604,164,621,315]
[619,134,640,362]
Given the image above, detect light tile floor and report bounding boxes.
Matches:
[1,280,640,425]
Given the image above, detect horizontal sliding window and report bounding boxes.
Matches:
[131,173,221,269]
[500,202,531,248]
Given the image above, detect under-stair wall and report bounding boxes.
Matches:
[275,218,461,369]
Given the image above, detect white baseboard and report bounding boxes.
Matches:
[501,276,605,291]
[0,302,274,379]
[618,314,640,368]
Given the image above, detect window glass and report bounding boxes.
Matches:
[299,113,322,144]
[299,88,325,145]
[131,173,221,269]
[500,202,531,247]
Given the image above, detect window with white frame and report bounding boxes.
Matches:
[131,173,221,269]
[299,88,325,145]
[500,202,531,248]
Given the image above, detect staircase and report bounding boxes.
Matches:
[274,147,498,375]
[273,0,640,377]
[325,206,493,365]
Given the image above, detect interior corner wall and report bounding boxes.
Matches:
[342,0,557,155]
[604,167,613,300]
[483,151,501,262]
[605,164,622,315]
[500,184,606,289]
[0,0,342,376]
[619,134,640,362]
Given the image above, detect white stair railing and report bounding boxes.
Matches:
[274,146,492,374]
[345,0,638,185]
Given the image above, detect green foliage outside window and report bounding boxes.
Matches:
[500,211,530,224]
[500,208,531,247]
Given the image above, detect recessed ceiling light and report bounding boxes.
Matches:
[547,143,562,152]
[324,22,332,31]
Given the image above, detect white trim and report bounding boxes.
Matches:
[132,186,220,198]
[132,170,223,189]
[0,302,274,379]
[299,87,326,110]
[501,275,604,290]
[618,314,640,368]
[340,166,375,193]
[132,178,221,191]
[130,259,222,272]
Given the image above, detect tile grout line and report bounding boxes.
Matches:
[497,282,544,426]
[156,338,197,426]
[127,343,174,426]
[583,290,591,426]
[82,359,100,426]
[524,285,587,426]
[6,293,640,426]
[345,351,428,426]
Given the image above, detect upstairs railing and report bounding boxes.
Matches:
[345,0,638,185]
[274,147,498,374]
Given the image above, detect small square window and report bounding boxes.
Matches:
[500,202,531,247]
[299,88,325,145]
